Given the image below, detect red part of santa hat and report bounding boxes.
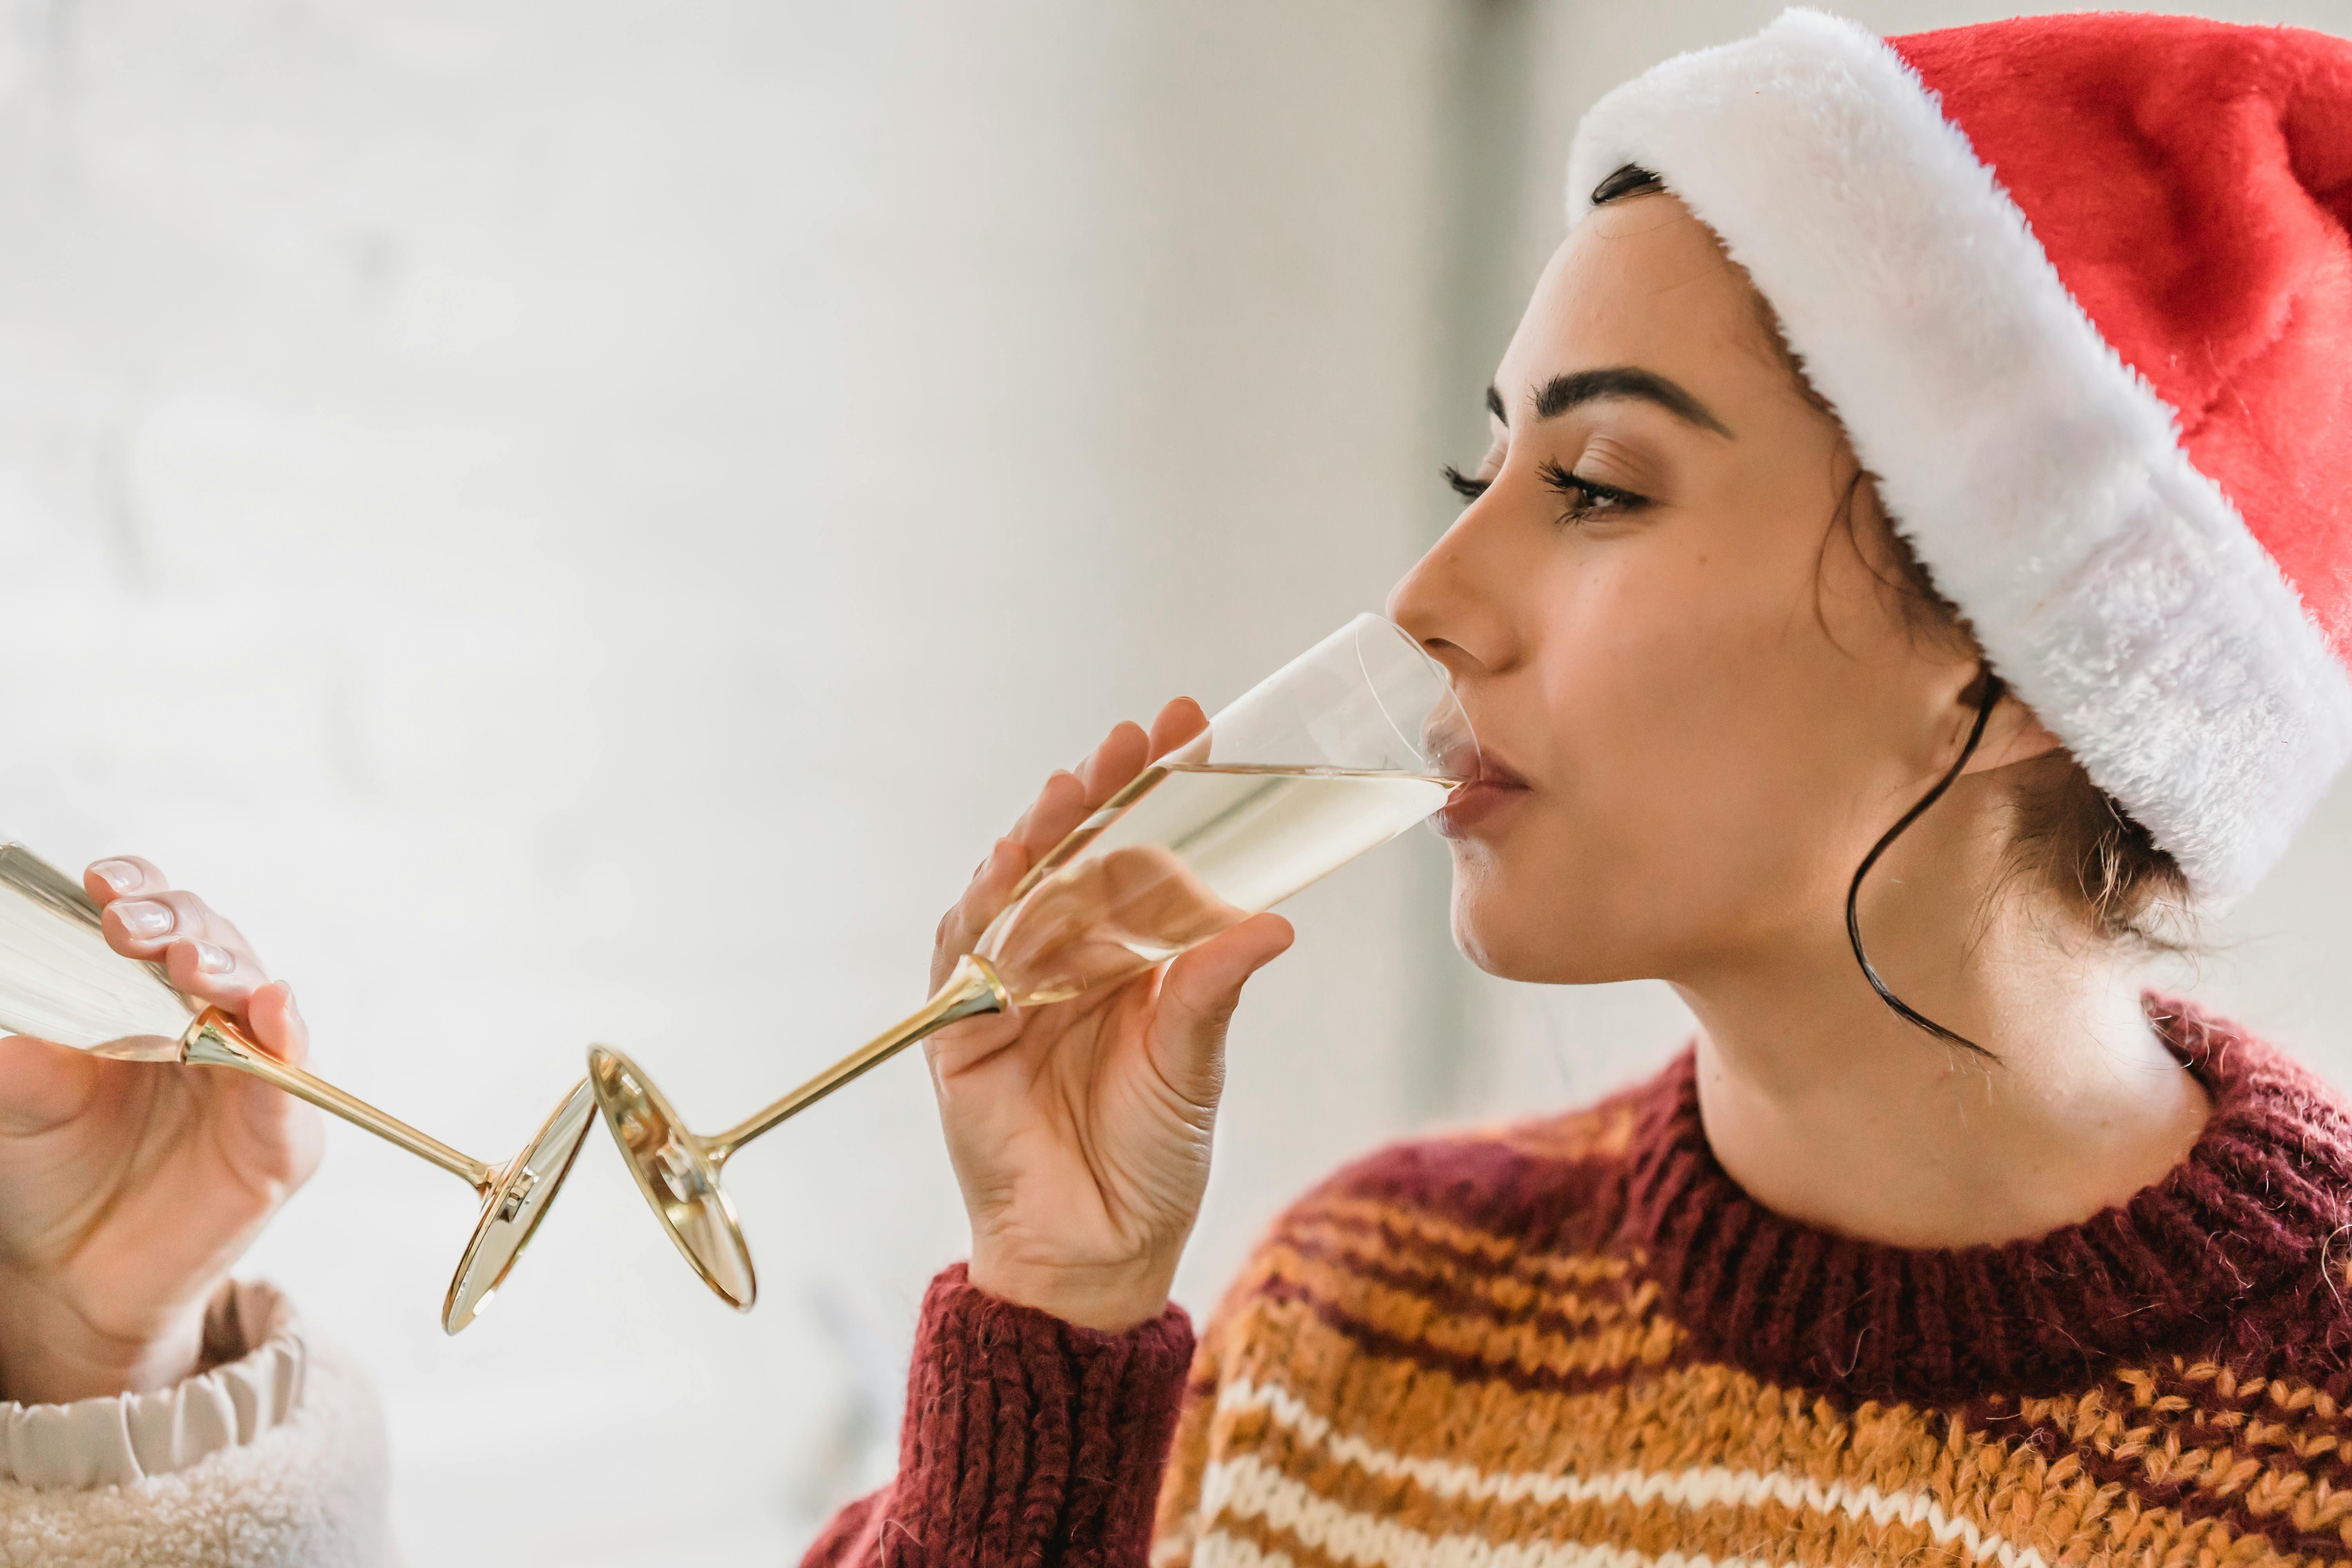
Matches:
[1566,9,2352,901]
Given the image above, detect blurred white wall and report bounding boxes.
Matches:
[0,2,1463,1558]
[1,2,2348,1563]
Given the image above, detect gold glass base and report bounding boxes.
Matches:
[587,1045,757,1309]
[588,954,1009,1311]
[443,1077,598,1333]
[181,1009,594,1335]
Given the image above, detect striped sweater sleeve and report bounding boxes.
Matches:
[800,1264,1194,1568]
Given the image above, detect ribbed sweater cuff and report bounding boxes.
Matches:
[879,1262,1194,1566]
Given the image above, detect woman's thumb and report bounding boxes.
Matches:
[1156,913,1294,1054]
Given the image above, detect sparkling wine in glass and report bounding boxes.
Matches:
[0,845,595,1333]
[587,612,1476,1309]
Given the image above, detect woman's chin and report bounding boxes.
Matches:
[1449,876,1645,985]
[1452,894,1566,982]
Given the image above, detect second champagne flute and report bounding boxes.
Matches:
[0,846,596,1333]
[588,612,1476,1308]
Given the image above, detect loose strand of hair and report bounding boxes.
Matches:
[1845,673,2004,1057]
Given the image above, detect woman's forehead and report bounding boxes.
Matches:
[1492,198,1785,420]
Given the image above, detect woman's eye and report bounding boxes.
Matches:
[1442,464,1490,503]
[1538,459,1646,524]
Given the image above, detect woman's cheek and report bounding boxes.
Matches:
[1466,671,1768,974]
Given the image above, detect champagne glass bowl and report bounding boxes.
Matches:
[590,613,1477,1309]
[0,845,594,1333]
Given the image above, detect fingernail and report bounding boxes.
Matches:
[91,860,142,895]
[114,900,174,939]
[194,942,234,974]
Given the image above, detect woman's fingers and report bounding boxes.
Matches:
[1006,769,1090,860]
[1074,721,1151,808]
[103,889,253,965]
[1001,711,1177,872]
[84,857,162,905]
[935,716,1165,979]
[96,886,245,961]
[240,981,310,1068]
[922,1009,1026,1082]
[158,939,265,1014]
[933,835,1032,991]
[1010,722,1149,858]
[931,703,1203,996]
[1147,697,1208,761]
[89,867,269,1017]
[219,982,327,1185]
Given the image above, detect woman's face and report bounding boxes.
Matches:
[1390,194,1978,985]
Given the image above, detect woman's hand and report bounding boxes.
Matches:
[0,858,320,1405]
[926,700,1293,1331]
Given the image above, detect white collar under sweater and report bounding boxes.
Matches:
[0,1281,394,1568]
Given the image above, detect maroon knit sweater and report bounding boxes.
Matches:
[804,1002,2352,1568]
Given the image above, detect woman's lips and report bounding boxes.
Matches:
[1432,757,1532,838]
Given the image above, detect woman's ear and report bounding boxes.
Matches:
[1963,685,2065,775]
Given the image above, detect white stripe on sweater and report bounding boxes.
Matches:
[1203,1379,2050,1568]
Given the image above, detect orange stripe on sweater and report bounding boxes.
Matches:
[1254,1221,1657,1333]
[1276,1193,1639,1285]
[1227,1247,1682,1389]
[2018,1376,2352,1501]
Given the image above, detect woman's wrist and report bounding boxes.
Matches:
[0,1275,210,1405]
[967,1249,1177,1333]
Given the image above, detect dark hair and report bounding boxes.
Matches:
[1590,164,1666,204]
[1587,165,2189,1006]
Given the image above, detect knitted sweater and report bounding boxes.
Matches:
[808,1001,2352,1567]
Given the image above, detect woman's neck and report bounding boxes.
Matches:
[1672,875,2209,1251]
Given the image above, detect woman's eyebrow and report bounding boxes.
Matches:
[1485,368,1734,439]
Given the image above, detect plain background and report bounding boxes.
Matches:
[2,2,2346,1559]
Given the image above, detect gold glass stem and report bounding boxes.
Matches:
[704,954,1009,1164]
[180,1009,496,1192]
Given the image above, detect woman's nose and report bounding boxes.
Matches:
[1387,506,1518,681]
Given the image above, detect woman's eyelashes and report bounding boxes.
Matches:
[1441,459,1650,523]
[1537,458,1648,524]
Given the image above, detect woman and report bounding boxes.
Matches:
[810,12,2352,1566]
[4,10,2350,1567]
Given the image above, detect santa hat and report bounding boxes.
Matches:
[1566,10,2352,902]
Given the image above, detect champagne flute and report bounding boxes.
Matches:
[0,845,595,1334]
[588,612,1476,1309]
